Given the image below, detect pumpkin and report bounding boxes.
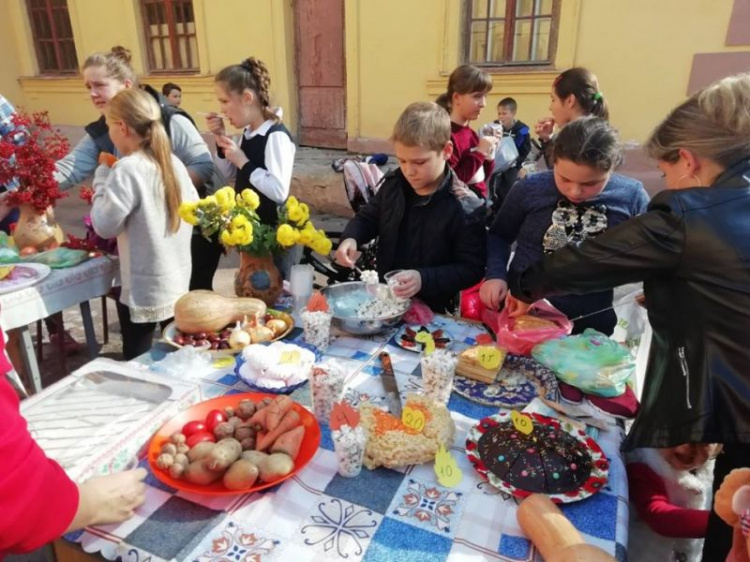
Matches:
[174,290,267,333]
[517,494,615,562]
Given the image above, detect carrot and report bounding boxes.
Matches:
[98,152,118,167]
[255,430,267,451]
[270,425,305,460]
[266,396,294,432]
[250,406,270,431]
[256,409,301,451]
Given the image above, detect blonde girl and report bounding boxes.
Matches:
[91,88,198,359]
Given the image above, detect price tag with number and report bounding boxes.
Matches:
[402,406,426,433]
[477,346,502,370]
[212,356,235,369]
[414,331,436,355]
[434,444,463,488]
[511,410,534,435]
[279,350,301,365]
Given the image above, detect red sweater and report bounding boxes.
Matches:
[627,462,709,538]
[448,122,493,198]
[0,335,79,556]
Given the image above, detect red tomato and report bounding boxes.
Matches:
[186,431,216,448]
[205,409,226,432]
[182,420,207,437]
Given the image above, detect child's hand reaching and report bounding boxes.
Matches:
[215,135,249,169]
[390,270,421,299]
[505,293,532,317]
[534,118,555,142]
[479,279,508,310]
[205,112,226,136]
[334,238,362,268]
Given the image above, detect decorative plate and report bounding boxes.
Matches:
[234,340,320,394]
[161,309,294,355]
[465,411,609,503]
[0,263,51,295]
[393,324,454,352]
[148,393,321,495]
[453,354,559,409]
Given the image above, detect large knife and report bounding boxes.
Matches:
[379,351,402,418]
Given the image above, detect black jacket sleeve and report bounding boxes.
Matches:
[340,182,385,246]
[510,199,685,303]
[418,206,487,299]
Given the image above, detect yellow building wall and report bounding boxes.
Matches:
[0,0,296,134]
[346,0,745,147]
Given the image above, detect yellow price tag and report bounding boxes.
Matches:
[401,406,426,433]
[212,356,235,369]
[279,350,301,365]
[477,346,502,370]
[414,331,436,355]
[511,410,534,435]
[434,444,463,488]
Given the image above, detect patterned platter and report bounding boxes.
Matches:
[0,263,51,295]
[392,324,454,352]
[465,411,609,504]
[453,354,559,409]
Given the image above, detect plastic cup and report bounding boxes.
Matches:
[332,425,367,477]
[385,270,406,301]
[420,349,458,405]
[310,361,345,422]
[290,264,314,312]
[301,308,332,352]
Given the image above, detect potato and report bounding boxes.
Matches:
[206,438,243,472]
[258,452,295,483]
[224,406,235,418]
[185,459,223,485]
[176,444,190,455]
[169,463,186,479]
[213,421,235,440]
[240,437,256,450]
[229,416,244,428]
[173,453,189,468]
[187,441,216,462]
[160,442,177,456]
[156,453,174,469]
[234,423,256,442]
[223,459,260,490]
[237,399,257,419]
[241,450,269,465]
[170,432,187,445]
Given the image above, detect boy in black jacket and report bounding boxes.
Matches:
[335,101,486,313]
[490,97,531,214]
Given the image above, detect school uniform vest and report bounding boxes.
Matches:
[235,122,292,225]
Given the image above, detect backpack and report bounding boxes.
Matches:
[342,160,385,213]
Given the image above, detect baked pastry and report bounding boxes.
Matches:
[513,315,557,332]
[456,345,507,383]
[359,394,455,469]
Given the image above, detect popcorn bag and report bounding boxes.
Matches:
[482,300,572,356]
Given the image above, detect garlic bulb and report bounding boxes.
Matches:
[228,320,252,349]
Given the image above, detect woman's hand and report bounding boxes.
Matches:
[478,136,498,160]
[505,293,532,317]
[479,279,508,310]
[390,270,421,299]
[534,118,555,142]
[67,468,147,532]
[334,238,361,268]
[214,135,249,169]
[205,112,226,136]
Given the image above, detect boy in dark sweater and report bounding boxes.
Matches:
[489,97,531,214]
[335,102,487,313]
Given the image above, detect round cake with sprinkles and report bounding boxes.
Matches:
[477,420,592,494]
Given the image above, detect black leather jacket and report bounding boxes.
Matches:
[510,158,750,450]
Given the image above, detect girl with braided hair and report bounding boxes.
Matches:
[205,57,298,278]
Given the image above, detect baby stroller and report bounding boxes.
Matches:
[300,159,385,288]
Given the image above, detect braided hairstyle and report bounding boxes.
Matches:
[83,45,137,86]
[215,57,278,122]
[553,67,608,121]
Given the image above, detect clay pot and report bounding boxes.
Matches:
[13,204,64,251]
[234,252,283,306]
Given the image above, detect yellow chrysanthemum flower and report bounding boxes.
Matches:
[240,189,260,211]
[276,224,300,248]
[231,214,250,230]
[288,204,304,224]
[311,236,332,256]
[220,230,234,246]
[215,187,236,210]
[298,222,316,245]
[298,202,310,224]
[286,196,299,209]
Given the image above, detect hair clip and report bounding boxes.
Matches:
[592,92,603,101]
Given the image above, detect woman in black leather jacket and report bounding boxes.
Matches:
[508,73,750,560]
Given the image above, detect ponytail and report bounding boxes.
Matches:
[436,65,492,113]
[106,88,183,234]
[553,68,609,121]
[216,57,279,122]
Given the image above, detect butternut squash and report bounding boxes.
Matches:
[174,290,267,333]
[517,494,615,562]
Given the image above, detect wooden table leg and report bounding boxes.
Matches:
[79,301,98,360]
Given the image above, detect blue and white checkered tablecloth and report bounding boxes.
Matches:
[66,316,629,562]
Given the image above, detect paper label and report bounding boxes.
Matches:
[511,410,534,435]
[434,444,463,488]
[477,346,502,370]
[279,350,301,365]
[212,357,235,369]
[414,331,436,355]
[402,406,426,433]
